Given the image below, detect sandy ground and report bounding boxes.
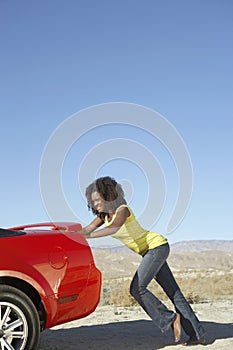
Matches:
[39,300,233,350]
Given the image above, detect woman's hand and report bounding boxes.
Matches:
[80,216,104,238]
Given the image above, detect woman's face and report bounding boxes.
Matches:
[91,191,106,213]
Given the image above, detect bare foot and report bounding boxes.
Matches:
[172,313,181,343]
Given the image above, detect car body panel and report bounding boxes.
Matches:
[0,222,101,328]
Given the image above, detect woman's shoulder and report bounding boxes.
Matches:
[115,204,133,218]
[116,204,131,212]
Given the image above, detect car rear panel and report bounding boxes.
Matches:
[0,227,101,328]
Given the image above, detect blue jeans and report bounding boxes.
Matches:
[130,243,206,339]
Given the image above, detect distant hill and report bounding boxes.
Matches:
[170,240,233,252]
[92,240,233,253]
[92,240,233,278]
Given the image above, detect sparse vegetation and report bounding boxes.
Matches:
[99,273,233,307]
[93,246,233,307]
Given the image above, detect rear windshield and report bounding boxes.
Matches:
[0,228,26,238]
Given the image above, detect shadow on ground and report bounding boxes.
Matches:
[39,320,233,350]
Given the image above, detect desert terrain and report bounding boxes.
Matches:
[39,240,233,349]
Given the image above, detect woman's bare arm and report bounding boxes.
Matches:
[89,206,130,238]
[79,216,104,238]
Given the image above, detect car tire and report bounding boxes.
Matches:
[0,285,40,350]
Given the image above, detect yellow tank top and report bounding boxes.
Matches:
[104,205,168,256]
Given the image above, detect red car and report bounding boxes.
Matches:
[0,222,101,350]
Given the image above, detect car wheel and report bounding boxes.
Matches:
[0,285,40,350]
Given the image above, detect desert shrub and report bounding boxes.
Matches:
[185,293,202,304]
[100,279,136,306]
[100,273,233,306]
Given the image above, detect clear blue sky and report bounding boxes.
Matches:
[1,0,232,245]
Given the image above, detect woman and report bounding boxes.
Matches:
[80,176,206,346]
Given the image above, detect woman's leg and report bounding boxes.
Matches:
[130,244,177,333]
[155,261,206,340]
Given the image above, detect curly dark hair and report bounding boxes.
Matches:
[85,176,127,219]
